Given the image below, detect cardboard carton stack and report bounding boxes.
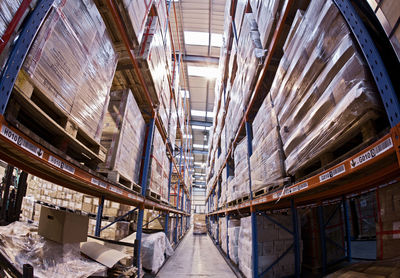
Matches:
[271,0,384,176]
[23,0,117,143]
[251,96,288,193]
[193,214,207,234]
[376,182,400,259]
[354,192,377,239]
[228,219,241,265]
[99,89,146,185]
[149,129,169,201]
[20,176,134,240]
[227,138,250,202]
[300,204,345,270]
[238,213,302,277]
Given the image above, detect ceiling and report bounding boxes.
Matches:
[169,0,226,189]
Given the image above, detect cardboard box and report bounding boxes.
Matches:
[38,206,89,244]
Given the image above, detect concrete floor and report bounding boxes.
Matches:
[156,229,236,278]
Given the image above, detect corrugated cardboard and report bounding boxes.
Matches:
[38,206,89,244]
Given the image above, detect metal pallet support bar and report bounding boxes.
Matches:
[95,196,105,237]
[226,213,230,259]
[101,207,139,232]
[261,212,293,235]
[343,196,352,262]
[165,160,173,237]
[0,0,55,114]
[143,214,162,228]
[318,205,327,275]
[333,0,400,127]
[291,199,301,278]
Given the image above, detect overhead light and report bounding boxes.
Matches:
[192,125,211,130]
[191,110,214,118]
[183,134,192,139]
[188,66,218,79]
[184,31,223,47]
[194,162,202,166]
[193,144,208,149]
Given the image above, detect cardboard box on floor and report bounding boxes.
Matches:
[38,206,89,244]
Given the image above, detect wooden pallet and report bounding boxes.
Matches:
[146,188,161,201]
[252,183,285,199]
[293,113,386,181]
[6,71,107,170]
[97,168,141,193]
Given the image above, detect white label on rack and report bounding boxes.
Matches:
[298,182,309,190]
[91,178,107,189]
[1,126,43,158]
[350,138,393,168]
[128,193,137,199]
[319,164,345,182]
[48,155,75,174]
[110,186,123,195]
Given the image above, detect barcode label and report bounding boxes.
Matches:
[110,186,123,195]
[1,126,43,158]
[298,182,309,190]
[91,178,107,189]
[48,156,75,174]
[128,193,136,199]
[350,138,393,168]
[319,164,345,182]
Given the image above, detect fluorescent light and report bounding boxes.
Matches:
[193,144,208,149]
[192,125,211,130]
[183,134,192,139]
[184,31,223,47]
[191,110,214,118]
[194,162,203,166]
[188,66,218,79]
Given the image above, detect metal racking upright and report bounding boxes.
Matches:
[0,0,193,276]
[205,0,400,277]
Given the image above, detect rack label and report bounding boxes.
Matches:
[110,186,123,195]
[350,138,393,168]
[319,164,345,182]
[1,126,43,158]
[48,155,75,174]
[91,178,107,189]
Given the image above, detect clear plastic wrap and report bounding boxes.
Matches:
[149,128,169,200]
[228,219,240,264]
[23,0,117,143]
[234,137,248,175]
[119,0,151,46]
[0,222,106,277]
[271,0,384,175]
[0,0,22,37]
[193,214,207,234]
[100,90,146,184]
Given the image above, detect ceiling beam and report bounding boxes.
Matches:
[193,149,208,155]
[190,120,213,127]
[175,54,219,65]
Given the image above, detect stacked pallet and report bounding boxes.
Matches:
[22,0,117,144]
[99,89,145,189]
[228,218,241,265]
[227,138,249,203]
[238,213,303,278]
[271,0,384,178]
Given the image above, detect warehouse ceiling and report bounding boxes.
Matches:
[169,0,226,189]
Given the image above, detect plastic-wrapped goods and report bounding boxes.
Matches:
[117,0,151,47]
[234,0,247,38]
[250,0,284,49]
[0,222,106,277]
[149,128,169,200]
[0,0,22,38]
[100,90,145,185]
[250,128,288,192]
[234,137,248,174]
[228,219,240,264]
[137,15,170,107]
[238,213,302,277]
[193,214,207,234]
[271,0,384,176]
[23,0,117,143]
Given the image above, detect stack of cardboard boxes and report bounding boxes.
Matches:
[238,213,302,277]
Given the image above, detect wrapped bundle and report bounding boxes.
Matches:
[149,129,169,199]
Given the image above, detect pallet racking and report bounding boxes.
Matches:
[205,0,400,277]
[0,0,192,276]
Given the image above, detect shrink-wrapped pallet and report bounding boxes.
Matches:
[100,90,145,185]
[0,0,22,38]
[149,128,169,200]
[228,219,241,264]
[23,0,117,143]
[271,0,384,176]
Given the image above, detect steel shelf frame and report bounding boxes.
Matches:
[0,0,192,277]
[206,0,400,277]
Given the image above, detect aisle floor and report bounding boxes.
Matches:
[156,228,236,277]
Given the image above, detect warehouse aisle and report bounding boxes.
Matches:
[157,228,236,278]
